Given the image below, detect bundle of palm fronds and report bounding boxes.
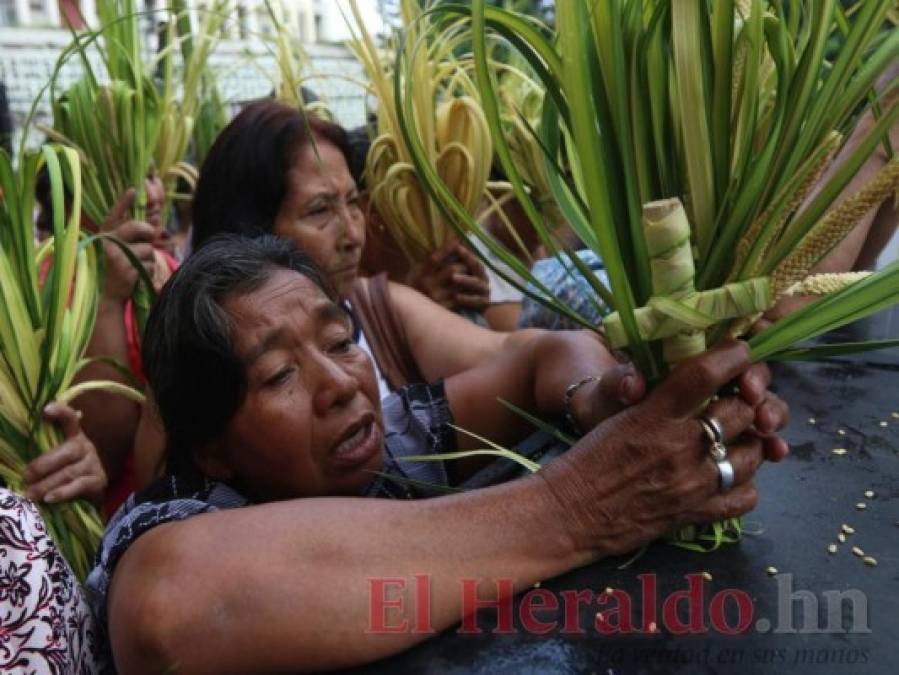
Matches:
[43,0,163,339]
[44,0,225,332]
[0,146,141,580]
[47,0,159,226]
[402,0,899,371]
[397,0,899,550]
[346,0,493,264]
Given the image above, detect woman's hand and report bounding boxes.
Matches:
[571,355,790,461]
[23,403,107,506]
[410,239,490,312]
[100,188,159,302]
[538,340,789,559]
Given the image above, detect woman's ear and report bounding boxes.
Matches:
[193,441,235,482]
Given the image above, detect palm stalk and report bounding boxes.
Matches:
[0,146,142,580]
[642,199,705,364]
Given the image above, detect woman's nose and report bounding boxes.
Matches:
[336,205,365,252]
[312,354,358,415]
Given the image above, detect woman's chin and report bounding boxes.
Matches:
[331,269,360,299]
[329,422,385,492]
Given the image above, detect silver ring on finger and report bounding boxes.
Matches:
[699,415,725,443]
[716,458,736,492]
[699,416,728,461]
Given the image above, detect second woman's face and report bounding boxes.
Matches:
[274,138,366,299]
[202,269,384,501]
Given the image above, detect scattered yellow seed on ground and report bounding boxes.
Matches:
[766,566,778,576]
[832,448,848,455]
[852,546,865,557]
[891,412,899,419]
[856,502,867,510]
[838,533,847,543]
[863,556,877,567]
[838,429,847,436]
[808,417,816,424]
[702,572,712,581]
[841,524,855,535]
[604,587,614,595]
[533,581,541,588]
[864,490,874,499]
[828,544,838,554]
[880,421,888,428]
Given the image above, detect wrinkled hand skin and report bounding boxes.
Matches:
[538,340,790,560]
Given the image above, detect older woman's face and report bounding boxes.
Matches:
[274,137,366,299]
[204,269,383,500]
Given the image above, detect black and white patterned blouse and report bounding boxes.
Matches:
[84,382,457,650]
[0,489,106,674]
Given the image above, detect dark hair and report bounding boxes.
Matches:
[344,124,373,188]
[142,234,337,473]
[191,100,353,251]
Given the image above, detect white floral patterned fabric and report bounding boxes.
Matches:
[0,488,105,674]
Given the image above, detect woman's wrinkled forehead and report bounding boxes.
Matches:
[221,269,351,361]
[286,137,355,195]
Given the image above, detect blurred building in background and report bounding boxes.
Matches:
[0,0,394,149]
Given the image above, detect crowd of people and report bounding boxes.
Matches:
[1,84,896,672]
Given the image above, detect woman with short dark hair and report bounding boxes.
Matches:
[90,234,789,673]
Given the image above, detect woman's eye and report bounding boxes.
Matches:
[264,367,294,387]
[331,338,355,354]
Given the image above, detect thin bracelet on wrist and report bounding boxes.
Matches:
[564,375,602,435]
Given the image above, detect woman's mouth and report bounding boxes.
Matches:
[331,419,381,468]
[332,260,361,278]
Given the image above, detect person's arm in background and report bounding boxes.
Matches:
[853,191,897,270]
[108,342,785,674]
[389,278,544,382]
[484,302,522,332]
[73,190,157,483]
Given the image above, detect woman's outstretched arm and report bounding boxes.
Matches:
[108,342,785,674]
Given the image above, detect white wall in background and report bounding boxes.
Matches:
[317,0,387,44]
